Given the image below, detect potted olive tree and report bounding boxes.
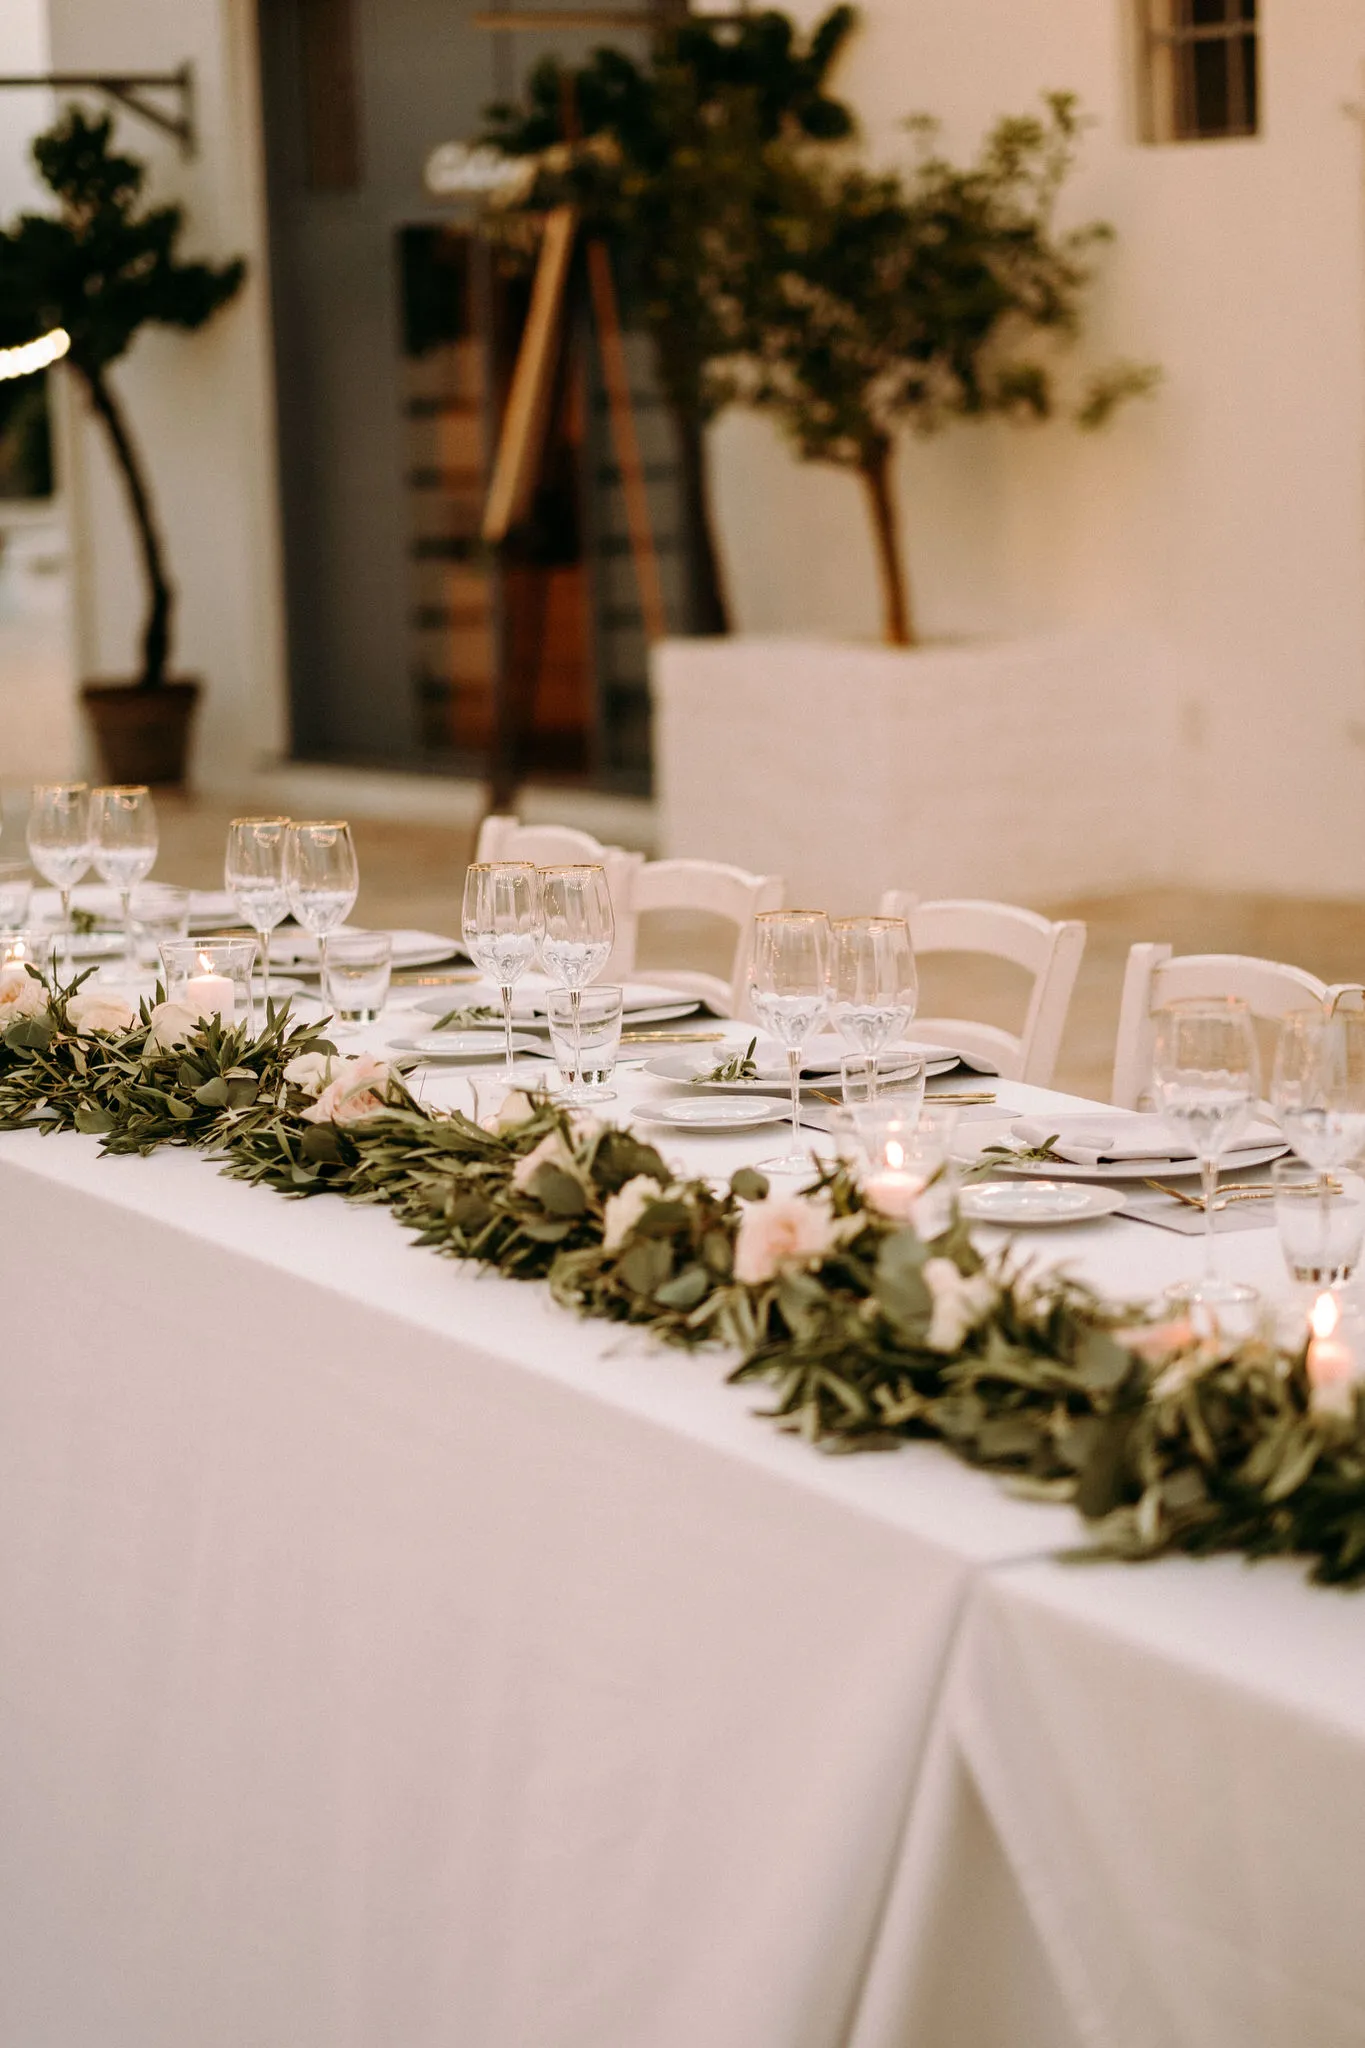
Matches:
[0,107,245,784]
[651,95,1169,909]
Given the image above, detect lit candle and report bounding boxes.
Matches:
[864,1138,930,1223]
[185,957,235,1023]
[1305,1291,1360,1417]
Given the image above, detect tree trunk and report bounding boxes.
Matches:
[81,365,174,690]
[859,438,914,648]
[669,397,730,636]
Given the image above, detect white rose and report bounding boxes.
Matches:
[923,1256,997,1353]
[481,1088,536,1135]
[511,1127,578,1194]
[284,1050,338,1097]
[147,999,199,1051]
[0,964,48,1022]
[733,1190,844,1287]
[299,1051,394,1126]
[65,989,135,1036]
[602,1174,665,1252]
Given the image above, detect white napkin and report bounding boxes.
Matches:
[1010,1112,1281,1167]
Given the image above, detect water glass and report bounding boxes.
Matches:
[748,909,831,1174]
[462,861,542,1076]
[131,882,191,965]
[226,816,290,1017]
[90,785,158,961]
[547,984,623,1099]
[284,821,359,978]
[830,916,918,1093]
[0,861,32,928]
[26,782,91,959]
[323,929,393,1027]
[159,938,258,1028]
[1152,997,1260,1313]
[1273,1159,1365,1287]
[840,1050,927,1116]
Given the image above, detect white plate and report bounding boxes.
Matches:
[412,991,701,1028]
[959,1180,1128,1226]
[399,1031,542,1061]
[271,928,462,971]
[631,1095,789,1131]
[644,1050,958,1094]
[953,1134,1290,1182]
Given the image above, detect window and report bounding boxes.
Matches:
[1138,0,1258,143]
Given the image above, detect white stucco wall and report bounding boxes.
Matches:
[44,0,287,787]
[711,0,1365,898]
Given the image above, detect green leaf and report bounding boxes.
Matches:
[300,1123,343,1162]
[618,1238,673,1296]
[73,1102,115,1134]
[1074,1326,1132,1395]
[655,1263,711,1310]
[731,1166,769,1201]
[193,1076,230,1108]
[873,1229,930,1334]
[530,1164,588,1216]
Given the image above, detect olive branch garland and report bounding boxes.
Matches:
[3,971,1365,1585]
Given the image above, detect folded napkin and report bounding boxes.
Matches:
[753,1039,998,1083]
[1010,1112,1281,1168]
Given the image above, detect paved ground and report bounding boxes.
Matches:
[120,796,1365,1104]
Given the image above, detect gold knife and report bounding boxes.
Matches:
[621,1028,727,1044]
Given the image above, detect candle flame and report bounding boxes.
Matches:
[1311,1291,1339,1340]
[886,1139,905,1171]
[198,950,213,973]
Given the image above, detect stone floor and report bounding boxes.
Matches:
[81,796,1365,1104]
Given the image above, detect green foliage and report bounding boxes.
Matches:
[0,106,244,375]
[0,106,245,687]
[2,974,1362,1587]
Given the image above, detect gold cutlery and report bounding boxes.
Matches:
[1143,1177,1328,1211]
[391,969,481,986]
[621,1029,727,1045]
[809,1087,997,1109]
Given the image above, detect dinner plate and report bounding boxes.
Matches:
[271,928,462,971]
[412,990,701,1028]
[958,1180,1128,1226]
[952,1133,1289,1182]
[644,1050,958,1094]
[631,1095,789,1131]
[395,1031,542,1062]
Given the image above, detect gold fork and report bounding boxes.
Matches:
[1143,1177,1338,1211]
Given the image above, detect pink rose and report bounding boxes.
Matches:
[733,1190,844,1286]
[299,1051,395,1125]
[0,965,48,1022]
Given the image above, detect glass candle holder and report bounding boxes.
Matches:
[159,938,258,1026]
[1,927,52,973]
[837,1103,953,1236]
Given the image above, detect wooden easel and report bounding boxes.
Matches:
[474,9,694,812]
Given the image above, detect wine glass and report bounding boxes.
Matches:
[538,865,614,1103]
[284,821,359,986]
[1151,997,1261,1314]
[26,782,91,966]
[830,916,918,1096]
[1271,1009,1365,1171]
[90,785,158,965]
[226,817,290,1023]
[462,862,542,1076]
[748,909,832,1174]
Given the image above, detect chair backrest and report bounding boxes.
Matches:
[878,890,1087,1085]
[625,858,784,1016]
[473,815,643,979]
[1111,945,1336,1110]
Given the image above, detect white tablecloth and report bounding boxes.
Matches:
[0,1017,1355,2048]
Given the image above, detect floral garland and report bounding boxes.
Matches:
[3,960,1365,1586]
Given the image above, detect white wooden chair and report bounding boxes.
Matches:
[878,891,1087,1086]
[623,858,784,1016]
[1110,945,1337,1110]
[474,815,643,979]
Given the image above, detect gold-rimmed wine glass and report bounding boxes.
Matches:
[538,864,614,1103]
[90,785,159,965]
[462,862,542,1076]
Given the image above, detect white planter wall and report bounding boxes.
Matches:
[652,632,1186,913]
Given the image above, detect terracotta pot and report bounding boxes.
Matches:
[80,678,201,788]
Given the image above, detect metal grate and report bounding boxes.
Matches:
[1139,0,1258,143]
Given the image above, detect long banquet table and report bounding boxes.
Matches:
[1,1014,1361,2048]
